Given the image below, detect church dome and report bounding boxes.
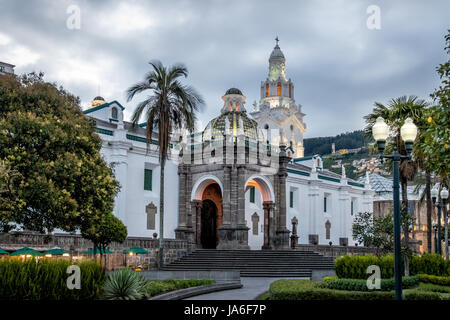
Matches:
[225,88,243,95]
[91,96,106,108]
[203,111,258,141]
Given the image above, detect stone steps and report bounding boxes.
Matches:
[163,249,335,277]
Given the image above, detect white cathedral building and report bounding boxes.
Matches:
[83,41,374,250]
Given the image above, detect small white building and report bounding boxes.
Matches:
[83,41,374,249]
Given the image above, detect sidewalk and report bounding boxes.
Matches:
[184,277,308,300]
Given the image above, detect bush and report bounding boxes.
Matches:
[334,255,390,279]
[418,274,450,286]
[0,257,104,300]
[417,283,450,294]
[335,254,450,279]
[103,268,147,300]
[269,279,442,300]
[410,254,450,276]
[144,279,215,298]
[324,276,419,292]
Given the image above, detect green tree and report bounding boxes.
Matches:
[421,30,450,258]
[364,95,429,273]
[0,72,120,234]
[352,211,394,254]
[82,213,127,266]
[126,60,203,268]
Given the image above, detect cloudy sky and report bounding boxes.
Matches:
[1,0,448,138]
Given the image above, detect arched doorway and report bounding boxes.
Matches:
[201,199,217,248]
[190,176,223,249]
[245,175,275,250]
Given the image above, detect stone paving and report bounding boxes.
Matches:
[184,277,308,300]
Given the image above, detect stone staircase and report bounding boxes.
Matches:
[162,249,335,277]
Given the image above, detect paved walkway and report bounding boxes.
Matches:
[184,277,307,300]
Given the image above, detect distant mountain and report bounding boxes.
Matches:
[303,130,371,156]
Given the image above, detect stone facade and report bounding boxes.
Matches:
[0,232,194,270]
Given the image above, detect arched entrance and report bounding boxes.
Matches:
[201,199,217,248]
[245,175,275,250]
[190,176,223,248]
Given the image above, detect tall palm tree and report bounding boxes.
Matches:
[364,95,429,274]
[127,60,204,268]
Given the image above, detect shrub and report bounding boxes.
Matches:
[269,279,441,300]
[335,254,450,279]
[418,274,450,286]
[410,254,450,276]
[417,283,450,294]
[103,268,147,300]
[144,279,215,298]
[324,276,419,292]
[0,257,104,300]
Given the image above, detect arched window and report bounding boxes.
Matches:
[229,101,232,112]
[277,82,281,96]
[289,83,292,98]
[111,107,118,119]
[236,101,239,112]
[265,83,269,97]
[264,124,269,130]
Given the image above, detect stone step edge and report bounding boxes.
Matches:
[148,282,243,300]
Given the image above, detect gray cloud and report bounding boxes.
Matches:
[0,0,448,137]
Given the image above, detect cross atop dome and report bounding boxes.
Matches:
[275,36,279,47]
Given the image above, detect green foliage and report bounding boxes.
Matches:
[418,274,450,286]
[352,211,394,253]
[0,72,120,233]
[421,30,450,181]
[268,279,441,300]
[82,213,127,257]
[417,282,450,293]
[324,276,419,291]
[144,279,215,298]
[335,254,450,279]
[303,130,370,156]
[335,255,394,279]
[410,254,450,276]
[103,268,147,300]
[0,257,104,300]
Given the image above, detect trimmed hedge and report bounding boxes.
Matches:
[0,257,104,300]
[268,279,441,300]
[144,279,215,298]
[335,254,450,279]
[418,274,450,286]
[324,276,419,292]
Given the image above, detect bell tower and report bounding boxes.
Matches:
[251,38,306,158]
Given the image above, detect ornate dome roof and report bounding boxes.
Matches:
[225,88,243,95]
[91,96,106,108]
[202,111,258,141]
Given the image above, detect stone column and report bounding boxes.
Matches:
[308,183,320,244]
[275,145,290,249]
[191,200,202,247]
[235,165,250,249]
[175,165,195,243]
[262,201,274,249]
[217,165,233,249]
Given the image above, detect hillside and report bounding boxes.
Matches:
[303,130,387,180]
[303,130,370,156]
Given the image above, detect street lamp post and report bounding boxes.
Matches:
[372,117,418,301]
[431,186,448,256]
[440,187,449,259]
[433,222,438,253]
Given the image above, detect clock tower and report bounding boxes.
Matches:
[251,38,306,158]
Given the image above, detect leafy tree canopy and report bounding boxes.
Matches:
[0,72,120,234]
